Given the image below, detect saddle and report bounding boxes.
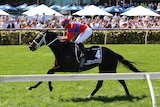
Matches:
[75,44,102,65]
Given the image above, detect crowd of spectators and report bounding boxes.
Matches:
[0,3,160,29]
[118,1,159,10]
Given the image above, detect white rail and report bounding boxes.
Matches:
[0,73,160,82]
[0,72,159,107]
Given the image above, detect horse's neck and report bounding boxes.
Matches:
[48,42,75,57]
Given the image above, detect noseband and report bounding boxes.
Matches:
[33,32,58,49]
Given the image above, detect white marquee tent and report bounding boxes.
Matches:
[73,5,113,16]
[0,9,9,15]
[156,8,160,12]
[121,6,160,16]
[22,4,63,16]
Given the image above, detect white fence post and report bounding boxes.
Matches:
[145,30,148,44]
[19,31,21,45]
[104,31,107,44]
[146,74,157,107]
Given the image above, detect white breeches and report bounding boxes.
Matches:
[74,27,92,44]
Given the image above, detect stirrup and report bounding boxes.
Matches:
[78,57,85,72]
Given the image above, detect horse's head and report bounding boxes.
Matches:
[29,30,58,51]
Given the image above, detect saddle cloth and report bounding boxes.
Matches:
[75,44,102,65]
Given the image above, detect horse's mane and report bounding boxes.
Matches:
[47,31,59,36]
[47,31,75,46]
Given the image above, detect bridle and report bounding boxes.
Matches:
[33,32,58,49]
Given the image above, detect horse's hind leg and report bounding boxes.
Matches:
[28,81,43,90]
[88,80,103,97]
[118,80,130,95]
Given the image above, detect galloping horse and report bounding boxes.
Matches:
[29,30,141,97]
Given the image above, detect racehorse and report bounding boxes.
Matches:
[29,30,141,97]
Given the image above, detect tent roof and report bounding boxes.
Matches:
[156,8,160,12]
[22,4,63,16]
[73,5,113,16]
[121,6,160,16]
[0,9,9,15]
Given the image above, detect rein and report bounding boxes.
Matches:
[33,33,58,49]
[47,38,58,46]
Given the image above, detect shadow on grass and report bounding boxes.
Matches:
[67,95,146,103]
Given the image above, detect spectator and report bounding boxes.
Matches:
[81,16,86,24]
[67,13,73,20]
[0,14,3,21]
[51,13,57,21]
[33,14,39,22]
[41,20,50,28]
[36,20,42,28]
[7,20,15,28]
[119,16,128,28]
[86,18,93,28]
[31,21,37,28]
[111,18,119,28]
[137,19,144,28]
[5,15,10,26]
[40,13,46,24]
[157,19,160,28]
[157,3,160,9]
[113,13,120,21]
[51,19,61,28]
[20,21,27,28]
[14,18,21,29]
[21,14,27,22]
[26,22,31,28]
[30,17,37,25]
[127,19,134,28]
[92,16,102,28]
[0,15,4,28]
[103,19,112,28]
[103,15,109,21]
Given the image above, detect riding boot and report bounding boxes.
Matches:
[78,43,87,58]
[78,43,87,71]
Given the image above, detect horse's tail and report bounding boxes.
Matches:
[117,54,141,72]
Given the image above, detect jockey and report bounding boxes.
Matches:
[58,18,92,59]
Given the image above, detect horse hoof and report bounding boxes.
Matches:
[87,95,92,98]
[49,86,53,91]
[126,94,131,97]
[27,87,32,90]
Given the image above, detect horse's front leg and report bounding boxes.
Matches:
[28,81,43,90]
[28,65,56,91]
[28,66,56,91]
[28,66,55,91]
[47,65,60,91]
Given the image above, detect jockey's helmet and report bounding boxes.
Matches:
[61,18,70,24]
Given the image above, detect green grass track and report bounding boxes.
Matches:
[0,44,160,107]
